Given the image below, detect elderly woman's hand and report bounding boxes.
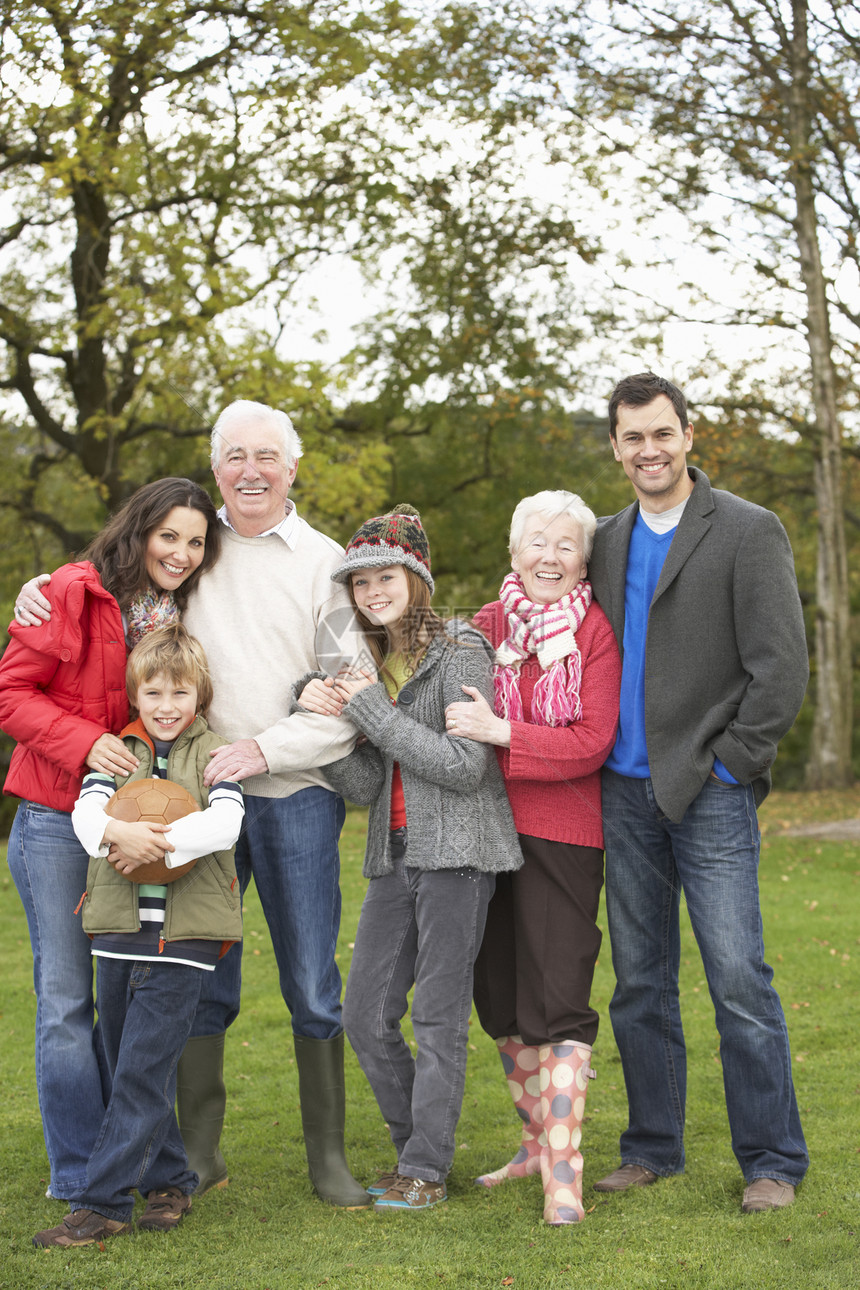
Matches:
[445,685,511,747]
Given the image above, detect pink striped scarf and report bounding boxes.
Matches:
[493,572,592,726]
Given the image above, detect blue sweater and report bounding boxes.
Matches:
[606,512,735,783]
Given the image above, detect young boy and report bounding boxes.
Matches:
[33,624,244,1248]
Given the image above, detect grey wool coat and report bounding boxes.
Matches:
[587,467,809,823]
[301,620,522,879]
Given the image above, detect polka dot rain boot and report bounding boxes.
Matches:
[539,1041,593,1225]
[475,1036,545,1188]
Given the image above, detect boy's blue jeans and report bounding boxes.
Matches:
[82,957,202,1222]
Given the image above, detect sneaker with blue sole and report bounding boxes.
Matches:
[373,1175,447,1211]
[367,1171,399,1197]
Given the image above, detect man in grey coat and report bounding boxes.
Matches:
[587,372,809,1214]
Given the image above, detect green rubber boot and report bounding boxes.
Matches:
[294,1033,370,1207]
[176,1032,229,1196]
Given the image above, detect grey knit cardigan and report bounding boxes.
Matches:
[295,620,523,879]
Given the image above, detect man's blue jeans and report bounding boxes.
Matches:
[192,787,345,1040]
[7,802,107,1200]
[601,769,808,1184]
[83,957,200,1221]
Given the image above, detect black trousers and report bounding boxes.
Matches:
[473,833,604,1047]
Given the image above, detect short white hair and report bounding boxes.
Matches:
[210,399,303,468]
[509,490,597,560]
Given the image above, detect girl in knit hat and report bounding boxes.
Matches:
[295,505,522,1212]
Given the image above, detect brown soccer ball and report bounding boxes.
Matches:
[104,778,201,884]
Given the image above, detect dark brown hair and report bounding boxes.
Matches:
[84,478,220,611]
[608,372,690,440]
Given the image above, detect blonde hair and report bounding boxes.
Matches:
[126,623,214,716]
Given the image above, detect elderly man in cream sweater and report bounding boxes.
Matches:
[185,399,369,1208]
[15,399,370,1210]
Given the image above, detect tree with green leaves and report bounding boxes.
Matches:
[0,0,600,574]
[558,0,858,787]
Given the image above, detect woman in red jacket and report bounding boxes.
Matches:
[444,490,621,1228]
[0,477,219,1205]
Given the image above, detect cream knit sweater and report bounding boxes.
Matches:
[184,520,364,799]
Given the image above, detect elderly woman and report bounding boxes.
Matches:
[444,490,621,1226]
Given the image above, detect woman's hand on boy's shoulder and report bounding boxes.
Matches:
[86,732,139,776]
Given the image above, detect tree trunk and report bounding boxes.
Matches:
[788,0,853,787]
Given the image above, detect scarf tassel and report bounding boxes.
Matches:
[530,655,583,728]
[494,663,524,722]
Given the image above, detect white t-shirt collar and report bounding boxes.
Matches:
[638,495,690,534]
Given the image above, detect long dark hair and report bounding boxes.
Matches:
[83,478,220,611]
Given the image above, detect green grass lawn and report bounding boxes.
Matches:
[1,798,858,1289]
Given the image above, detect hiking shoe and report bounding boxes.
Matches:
[742,1178,795,1213]
[593,1164,658,1192]
[138,1187,193,1232]
[33,1208,131,1247]
[373,1174,447,1211]
[367,1171,400,1197]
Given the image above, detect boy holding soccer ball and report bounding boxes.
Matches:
[33,624,244,1248]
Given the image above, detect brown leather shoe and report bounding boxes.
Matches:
[593,1163,659,1192]
[138,1187,193,1232]
[741,1178,795,1213]
[33,1208,131,1247]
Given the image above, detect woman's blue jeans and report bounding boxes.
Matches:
[601,769,808,1184]
[7,802,107,1200]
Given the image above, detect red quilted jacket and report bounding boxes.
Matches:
[0,562,129,812]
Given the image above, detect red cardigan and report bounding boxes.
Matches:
[473,598,621,849]
[0,562,129,812]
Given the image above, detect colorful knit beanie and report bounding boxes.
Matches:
[331,504,434,592]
